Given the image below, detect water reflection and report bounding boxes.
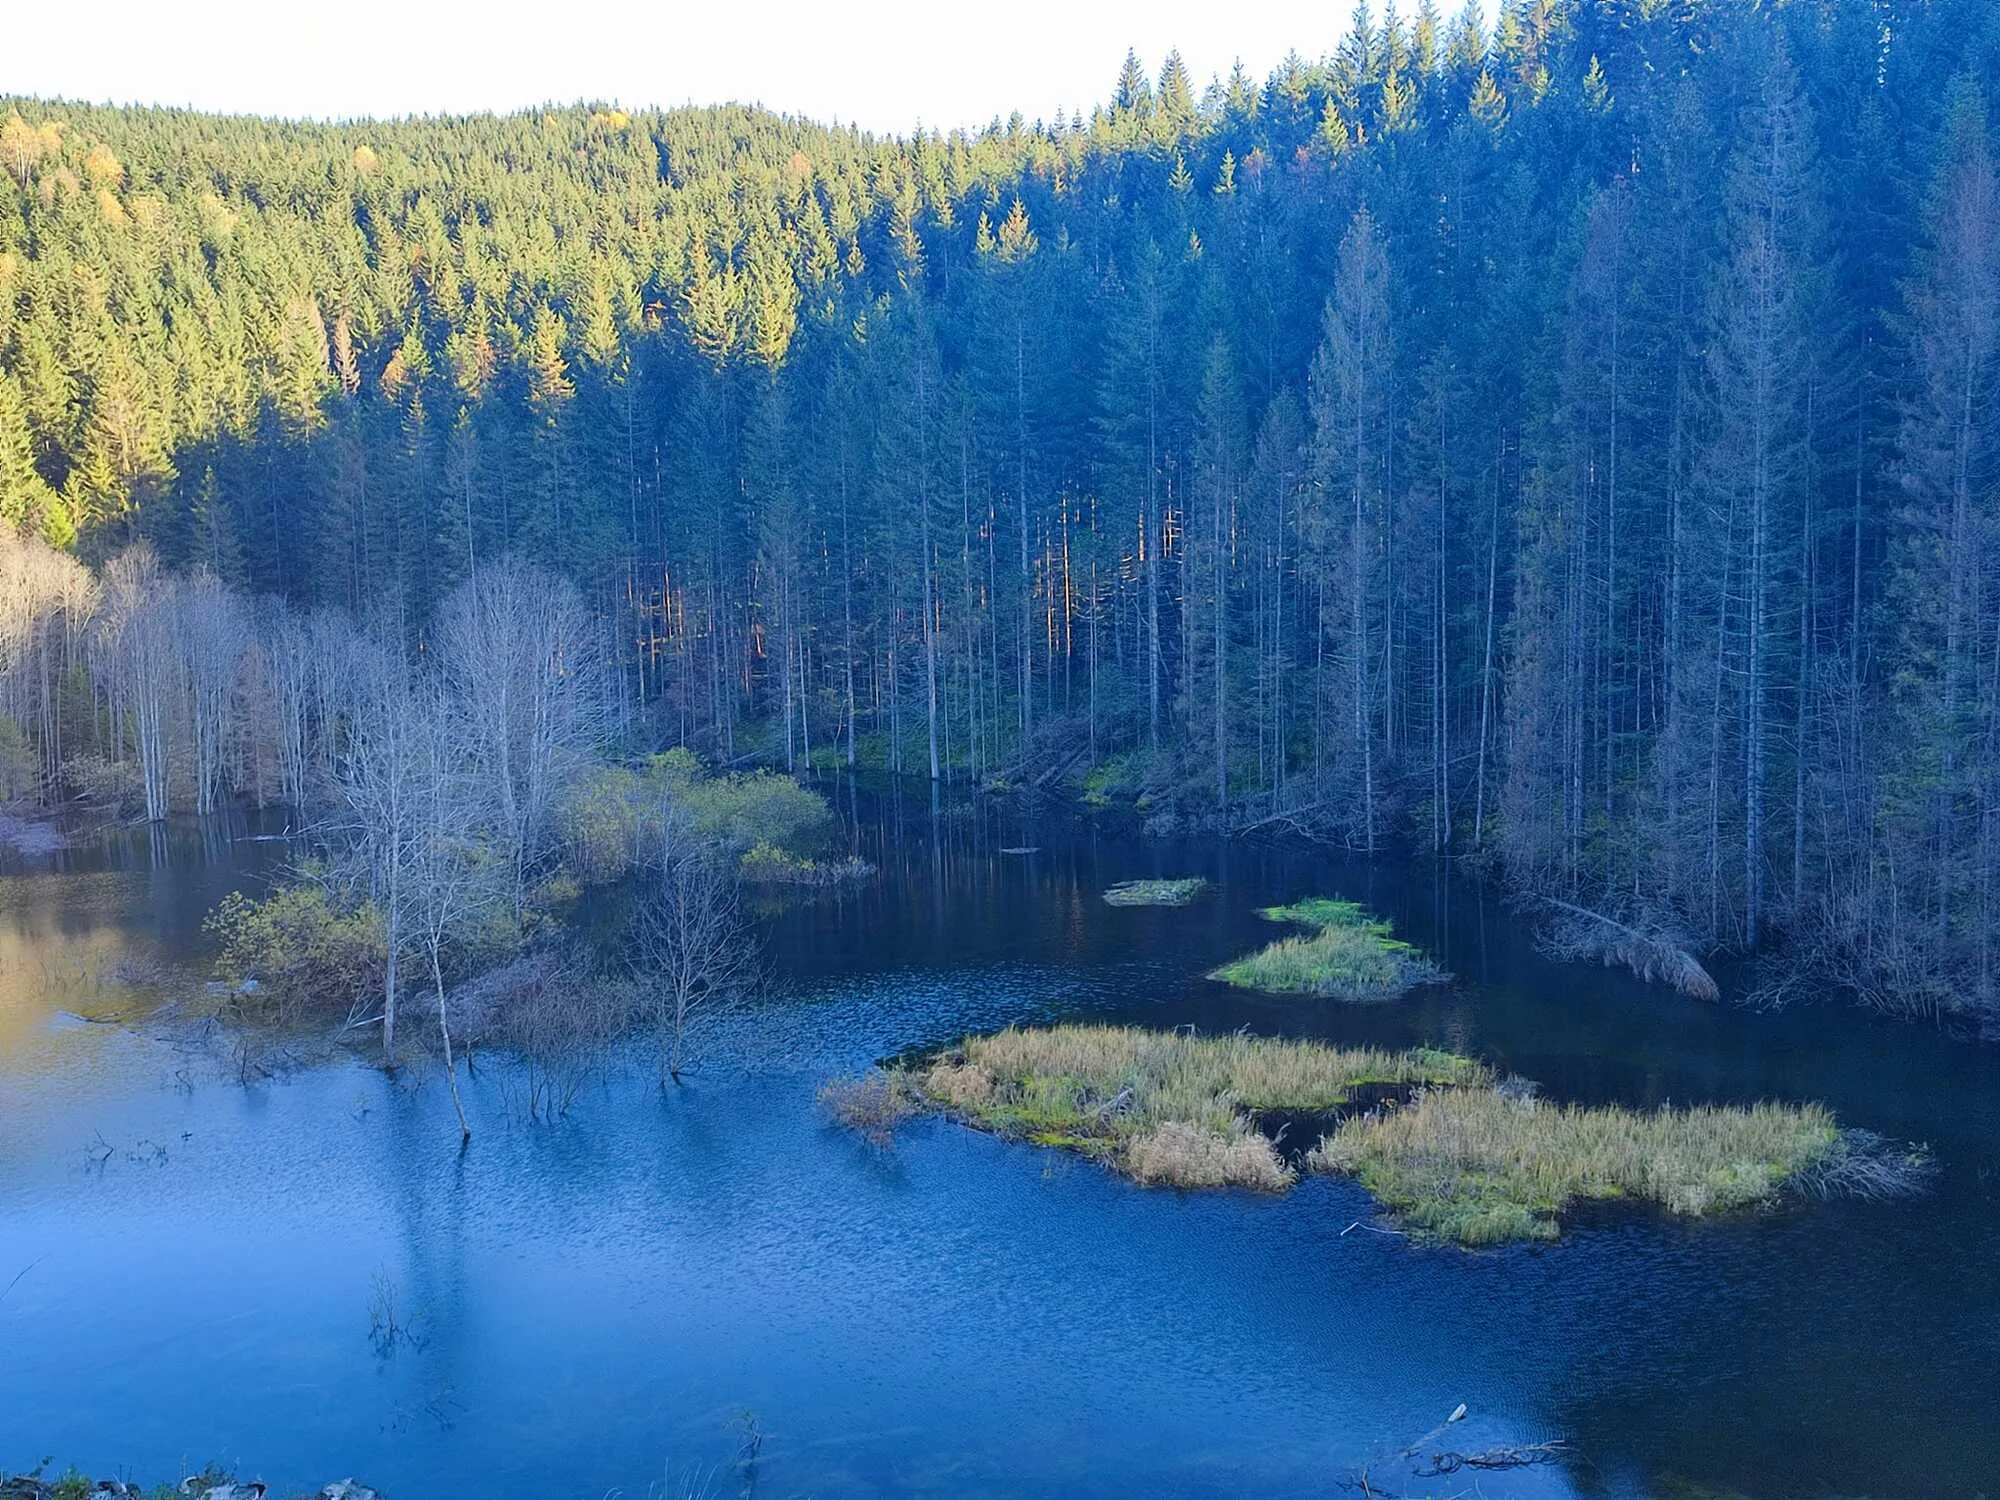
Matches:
[0,784,1995,1498]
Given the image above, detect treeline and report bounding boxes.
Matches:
[10,537,814,1102]
[5,0,2000,1021]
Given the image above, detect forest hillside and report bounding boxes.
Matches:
[4,0,2000,1020]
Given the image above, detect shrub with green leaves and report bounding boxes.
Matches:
[553,753,832,884]
[682,769,830,858]
[204,884,386,1015]
[555,764,651,883]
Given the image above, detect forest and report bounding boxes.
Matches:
[4,0,2000,1026]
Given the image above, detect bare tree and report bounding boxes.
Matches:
[0,522,95,784]
[261,599,314,808]
[177,572,249,815]
[629,804,756,1084]
[407,688,503,1140]
[433,556,611,912]
[305,607,362,792]
[89,546,181,821]
[328,633,423,1059]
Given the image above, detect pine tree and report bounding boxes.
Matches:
[1885,82,2000,998]
[1307,207,1396,849]
[1689,43,1826,944]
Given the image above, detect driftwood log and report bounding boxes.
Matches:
[1417,1439,1568,1475]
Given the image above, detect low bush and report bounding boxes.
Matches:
[1210,898,1446,1001]
[553,753,834,884]
[555,765,652,883]
[59,752,145,816]
[1080,754,1139,808]
[819,1070,925,1140]
[204,884,386,1017]
[739,841,873,886]
[684,770,830,858]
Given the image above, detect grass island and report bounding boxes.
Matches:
[824,1024,1923,1246]
[1210,899,1447,1001]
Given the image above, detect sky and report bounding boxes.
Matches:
[5,0,1498,137]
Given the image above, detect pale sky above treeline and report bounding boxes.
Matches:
[8,0,1506,136]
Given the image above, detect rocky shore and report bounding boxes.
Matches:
[2,1476,379,1500]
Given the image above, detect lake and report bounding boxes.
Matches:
[3,785,1998,1498]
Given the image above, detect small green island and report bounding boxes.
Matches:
[1209,898,1447,1001]
[824,1025,1923,1246]
[1102,877,1210,907]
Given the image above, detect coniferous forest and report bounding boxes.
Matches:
[6,0,2000,1025]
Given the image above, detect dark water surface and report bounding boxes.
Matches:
[3,790,1997,1498]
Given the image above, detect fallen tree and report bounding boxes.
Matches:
[1534,898,1721,1001]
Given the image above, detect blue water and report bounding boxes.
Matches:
[3,796,1998,1498]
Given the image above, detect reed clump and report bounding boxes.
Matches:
[900,1023,1485,1191]
[1102,877,1210,907]
[818,1069,926,1141]
[1210,898,1446,1001]
[1310,1087,1847,1245]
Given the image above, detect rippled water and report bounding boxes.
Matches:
[2,789,1997,1498]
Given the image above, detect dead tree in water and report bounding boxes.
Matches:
[177,573,249,815]
[408,690,501,1141]
[332,637,501,1132]
[630,805,756,1084]
[328,634,421,1059]
[89,546,178,820]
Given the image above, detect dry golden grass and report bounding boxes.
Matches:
[896,1023,1482,1190]
[1126,1121,1294,1191]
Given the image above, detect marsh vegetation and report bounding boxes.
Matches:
[830,1024,1924,1245]
[834,1024,1481,1192]
[1209,899,1446,1001]
[1308,1088,1916,1246]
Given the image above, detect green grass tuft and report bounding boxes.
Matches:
[1209,898,1446,1001]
